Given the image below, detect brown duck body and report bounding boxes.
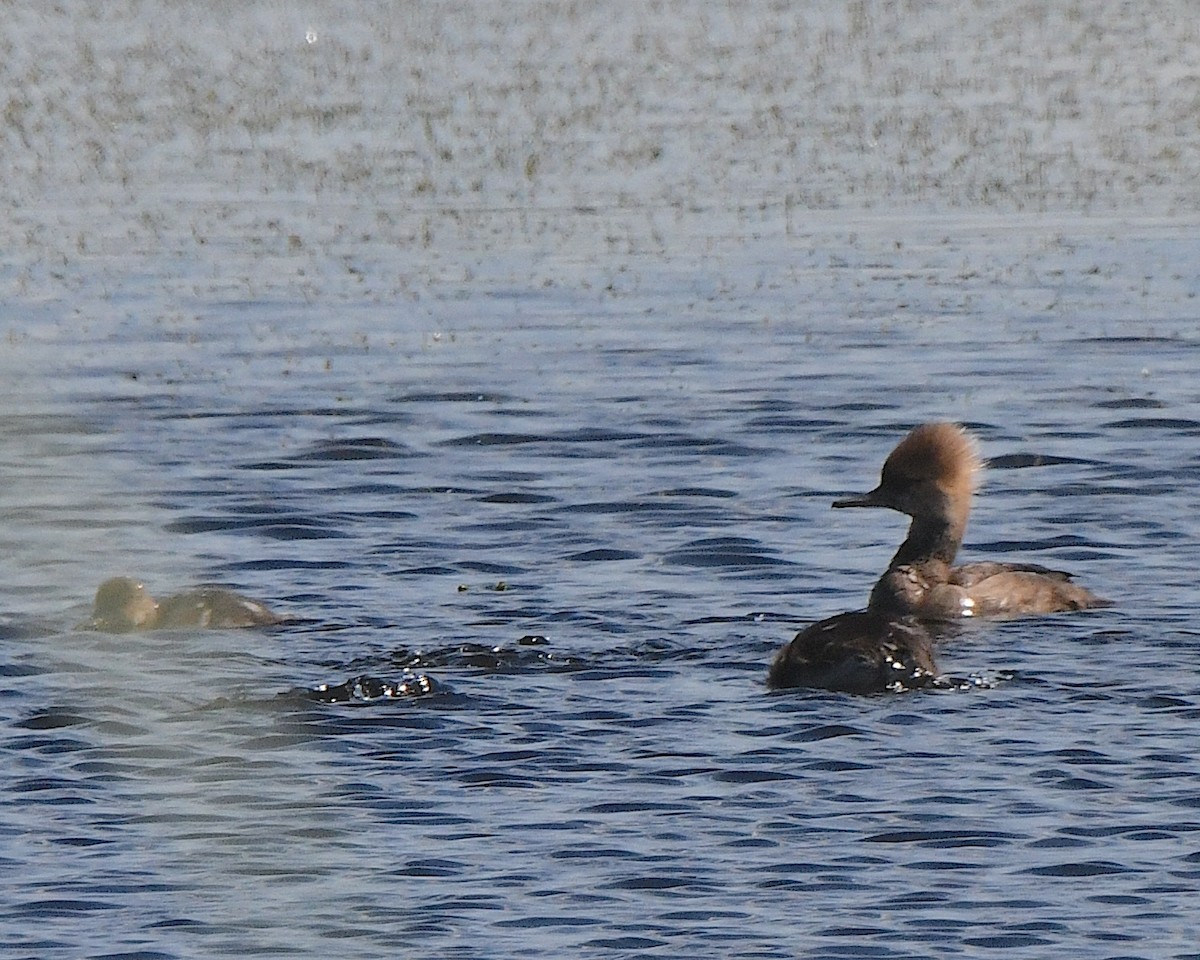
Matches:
[836,423,1110,619]
[870,558,1108,620]
[767,610,938,694]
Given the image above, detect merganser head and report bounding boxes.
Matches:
[87,576,159,632]
[833,422,982,521]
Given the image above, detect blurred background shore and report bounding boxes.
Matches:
[3,0,1197,311]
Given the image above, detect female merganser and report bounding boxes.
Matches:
[835,422,1109,618]
[82,577,283,632]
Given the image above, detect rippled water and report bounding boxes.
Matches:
[3,215,1199,958]
[5,2,1200,956]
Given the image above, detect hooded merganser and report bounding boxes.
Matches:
[82,577,283,632]
[835,423,1110,618]
[767,609,939,693]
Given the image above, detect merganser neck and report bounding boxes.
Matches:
[890,511,963,567]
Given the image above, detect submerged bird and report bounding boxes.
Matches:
[82,577,283,632]
[767,608,940,694]
[834,422,1109,619]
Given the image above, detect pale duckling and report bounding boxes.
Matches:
[83,577,282,632]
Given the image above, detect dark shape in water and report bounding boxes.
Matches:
[388,639,576,673]
[302,673,439,703]
[767,610,939,694]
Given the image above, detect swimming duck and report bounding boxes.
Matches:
[83,577,283,632]
[767,609,940,693]
[835,422,1109,618]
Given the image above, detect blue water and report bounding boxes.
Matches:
[2,214,1198,958]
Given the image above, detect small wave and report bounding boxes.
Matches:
[297,673,442,704]
[385,636,577,673]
